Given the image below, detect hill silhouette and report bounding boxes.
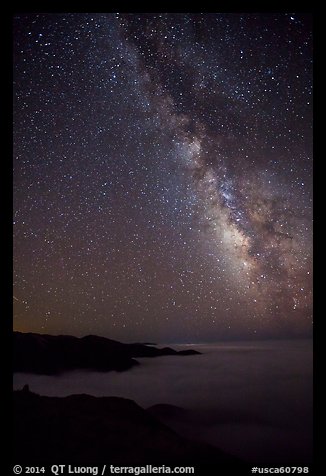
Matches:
[13,332,200,375]
[14,388,246,473]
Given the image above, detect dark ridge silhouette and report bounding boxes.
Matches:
[13,332,200,375]
[13,388,246,473]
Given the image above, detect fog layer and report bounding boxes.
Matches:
[14,339,312,464]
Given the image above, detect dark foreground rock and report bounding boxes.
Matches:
[13,332,201,375]
[13,389,246,473]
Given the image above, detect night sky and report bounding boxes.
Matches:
[13,13,313,342]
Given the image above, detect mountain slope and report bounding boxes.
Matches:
[13,332,200,375]
[14,388,245,472]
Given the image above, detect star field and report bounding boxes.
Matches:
[13,13,313,342]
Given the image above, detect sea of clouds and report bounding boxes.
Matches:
[14,339,313,464]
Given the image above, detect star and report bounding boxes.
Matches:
[13,12,312,341]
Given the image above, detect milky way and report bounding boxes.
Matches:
[13,13,312,341]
